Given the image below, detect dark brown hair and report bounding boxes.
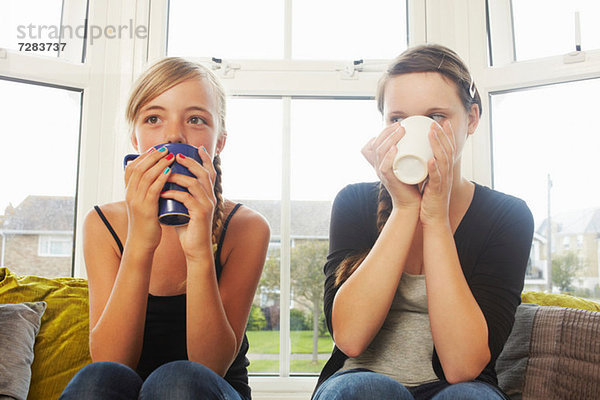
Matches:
[335,44,480,286]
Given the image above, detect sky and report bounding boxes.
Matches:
[1,0,600,231]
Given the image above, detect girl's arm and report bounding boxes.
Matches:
[186,209,269,376]
[331,122,421,357]
[87,148,174,368]
[420,121,488,383]
[163,149,269,375]
[332,206,419,357]
[423,223,489,383]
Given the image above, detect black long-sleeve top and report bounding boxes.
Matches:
[314,182,534,394]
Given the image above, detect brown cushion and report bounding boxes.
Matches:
[523,306,600,399]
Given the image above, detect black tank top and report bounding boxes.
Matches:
[93,204,250,399]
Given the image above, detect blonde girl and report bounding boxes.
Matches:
[60,58,270,400]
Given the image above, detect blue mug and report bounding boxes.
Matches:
[123,143,203,226]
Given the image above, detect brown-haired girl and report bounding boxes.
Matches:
[312,44,533,400]
[60,57,270,400]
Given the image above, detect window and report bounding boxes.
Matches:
[167,0,407,60]
[39,235,73,257]
[289,99,379,374]
[167,0,284,59]
[0,0,89,62]
[510,0,600,61]
[487,0,600,65]
[0,79,81,277]
[291,0,407,60]
[490,79,600,296]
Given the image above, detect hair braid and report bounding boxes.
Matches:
[334,183,393,287]
[376,183,392,233]
[211,155,225,259]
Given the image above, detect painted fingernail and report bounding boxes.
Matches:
[163,167,170,174]
[147,147,156,154]
[166,154,174,161]
[158,147,167,152]
[202,146,207,152]
[178,154,186,159]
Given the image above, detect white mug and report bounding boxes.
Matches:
[393,115,439,185]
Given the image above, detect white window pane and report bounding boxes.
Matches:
[512,0,600,60]
[491,79,600,299]
[222,98,282,374]
[167,0,284,59]
[0,79,81,277]
[0,0,87,62]
[291,99,379,201]
[292,0,407,60]
[221,98,282,200]
[289,99,380,374]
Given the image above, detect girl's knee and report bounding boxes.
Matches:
[142,361,230,399]
[60,362,142,399]
[314,370,413,400]
[432,381,505,400]
[147,360,215,382]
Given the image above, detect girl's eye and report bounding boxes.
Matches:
[145,116,160,124]
[390,116,404,124]
[189,116,206,125]
[429,114,445,123]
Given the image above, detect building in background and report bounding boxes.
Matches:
[0,196,74,277]
[534,208,600,295]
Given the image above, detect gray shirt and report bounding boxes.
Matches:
[342,273,438,386]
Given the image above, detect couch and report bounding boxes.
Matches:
[1,266,600,400]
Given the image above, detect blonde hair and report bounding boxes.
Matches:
[125,57,227,258]
[336,44,479,287]
[126,57,226,135]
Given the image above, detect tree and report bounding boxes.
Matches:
[552,250,583,293]
[246,304,267,331]
[290,239,329,364]
[259,254,280,305]
[257,239,329,364]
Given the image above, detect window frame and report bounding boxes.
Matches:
[483,0,600,294]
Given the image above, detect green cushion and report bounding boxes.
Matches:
[0,267,91,400]
[522,291,600,312]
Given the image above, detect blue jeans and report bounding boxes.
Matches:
[312,369,507,400]
[59,361,247,400]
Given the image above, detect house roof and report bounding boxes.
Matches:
[233,199,331,239]
[537,208,600,236]
[0,196,332,238]
[1,196,75,232]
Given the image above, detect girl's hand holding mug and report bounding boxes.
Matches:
[123,145,175,251]
[161,146,218,261]
[420,119,456,227]
[362,122,421,210]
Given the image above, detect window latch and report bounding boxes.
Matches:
[564,11,585,64]
[338,59,364,80]
[210,57,241,78]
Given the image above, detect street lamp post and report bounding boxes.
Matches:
[546,174,552,292]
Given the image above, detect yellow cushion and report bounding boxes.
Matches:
[522,291,600,312]
[0,267,91,400]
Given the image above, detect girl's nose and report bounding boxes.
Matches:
[164,122,185,143]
